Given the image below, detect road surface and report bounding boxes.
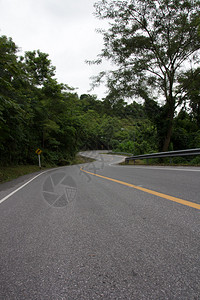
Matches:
[0,151,200,299]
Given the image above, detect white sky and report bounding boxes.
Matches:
[0,0,108,99]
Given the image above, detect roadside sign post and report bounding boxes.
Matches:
[38,154,41,168]
[35,148,42,169]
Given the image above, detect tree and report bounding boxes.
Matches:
[22,50,56,86]
[80,94,103,113]
[100,115,121,149]
[0,34,81,165]
[91,0,200,150]
[0,35,28,164]
[177,67,200,126]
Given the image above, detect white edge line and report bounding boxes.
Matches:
[0,165,67,205]
[0,171,47,205]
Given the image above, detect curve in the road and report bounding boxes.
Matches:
[80,167,200,210]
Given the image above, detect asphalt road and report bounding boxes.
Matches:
[0,151,200,300]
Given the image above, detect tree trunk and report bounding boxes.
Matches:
[162,75,175,152]
[162,104,174,152]
[162,119,173,152]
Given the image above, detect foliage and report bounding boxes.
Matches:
[114,120,158,154]
[91,0,200,150]
[1,33,200,168]
[177,68,200,126]
[0,35,80,165]
[172,110,200,150]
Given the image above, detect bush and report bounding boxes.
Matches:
[190,156,200,165]
[115,140,157,156]
[171,157,188,164]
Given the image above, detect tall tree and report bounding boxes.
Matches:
[0,35,28,164]
[91,0,200,150]
[0,34,80,165]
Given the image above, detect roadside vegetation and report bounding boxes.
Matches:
[1,0,200,180]
[0,155,95,183]
[0,165,49,183]
[120,156,200,166]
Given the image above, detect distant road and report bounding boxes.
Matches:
[0,151,200,299]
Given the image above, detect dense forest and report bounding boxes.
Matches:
[0,31,200,166]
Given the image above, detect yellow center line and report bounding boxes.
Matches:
[80,168,200,210]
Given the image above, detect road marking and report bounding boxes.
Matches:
[0,172,48,205]
[80,168,200,210]
[0,166,70,205]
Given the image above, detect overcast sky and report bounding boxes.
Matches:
[0,0,108,99]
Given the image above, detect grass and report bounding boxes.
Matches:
[0,165,48,183]
[0,155,95,184]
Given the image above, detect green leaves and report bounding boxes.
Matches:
[177,68,200,126]
[0,35,80,165]
[92,0,200,150]
[1,30,200,166]
[23,50,56,86]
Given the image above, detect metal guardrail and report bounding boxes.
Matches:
[125,148,200,163]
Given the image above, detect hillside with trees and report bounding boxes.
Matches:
[1,14,200,167]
